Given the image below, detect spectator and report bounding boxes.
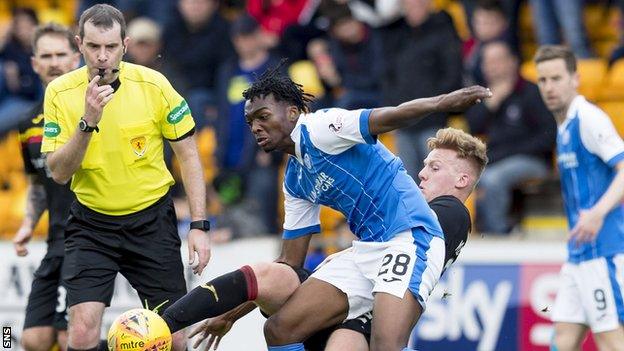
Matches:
[608,0,624,66]
[126,17,187,91]
[246,0,310,47]
[381,0,463,179]
[529,0,593,58]
[335,0,403,28]
[306,4,383,110]
[214,14,282,237]
[463,0,515,85]
[321,6,383,109]
[466,41,557,234]
[162,0,234,130]
[77,0,176,26]
[0,8,41,134]
[461,0,522,54]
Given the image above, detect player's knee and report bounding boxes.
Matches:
[264,315,297,344]
[370,334,405,351]
[250,262,272,282]
[20,331,55,351]
[68,313,100,346]
[252,262,299,307]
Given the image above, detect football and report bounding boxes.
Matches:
[107,308,172,351]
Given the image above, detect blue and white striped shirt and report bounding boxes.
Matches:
[281,108,443,242]
[557,96,624,262]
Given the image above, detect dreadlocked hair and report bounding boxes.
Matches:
[242,60,314,114]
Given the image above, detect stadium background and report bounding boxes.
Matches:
[1,0,623,350]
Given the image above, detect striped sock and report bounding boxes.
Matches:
[268,343,305,351]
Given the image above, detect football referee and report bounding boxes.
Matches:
[41,4,211,351]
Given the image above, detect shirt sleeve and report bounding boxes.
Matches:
[18,129,37,175]
[158,73,196,140]
[41,86,71,153]
[579,105,624,167]
[282,184,321,239]
[305,108,376,155]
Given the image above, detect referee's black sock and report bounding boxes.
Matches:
[68,347,98,351]
[162,265,258,333]
[97,339,108,351]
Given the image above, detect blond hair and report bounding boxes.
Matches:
[427,127,488,177]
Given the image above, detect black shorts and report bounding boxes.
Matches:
[62,192,187,313]
[304,312,372,351]
[23,254,67,330]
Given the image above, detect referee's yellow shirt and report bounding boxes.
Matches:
[41,62,195,215]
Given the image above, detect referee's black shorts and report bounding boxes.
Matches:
[23,251,67,330]
[62,192,187,313]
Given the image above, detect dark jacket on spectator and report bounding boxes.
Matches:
[0,39,41,100]
[162,11,234,91]
[466,78,557,165]
[380,11,462,131]
[329,26,383,93]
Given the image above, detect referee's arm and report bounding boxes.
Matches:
[169,133,211,275]
[46,131,93,184]
[47,75,113,184]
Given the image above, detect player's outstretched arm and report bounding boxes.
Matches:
[368,85,492,135]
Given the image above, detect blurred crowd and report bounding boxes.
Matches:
[1,0,624,262]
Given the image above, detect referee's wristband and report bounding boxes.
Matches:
[189,220,210,232]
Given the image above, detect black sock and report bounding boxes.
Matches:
[162,265,257,333]
[68,347,98,351]
[97,339,108,351]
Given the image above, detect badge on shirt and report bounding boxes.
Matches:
[43,122,61,138]
[131,136,147,157]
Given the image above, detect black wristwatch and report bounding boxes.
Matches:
[190,220,210,232]
[78,118,99,133]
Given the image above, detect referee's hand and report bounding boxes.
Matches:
[188,229,211,275]
[84,74,114,126]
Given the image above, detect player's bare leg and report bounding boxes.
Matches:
[21,326,56,351]
[252,262,302,314]
[553,322,587,351]
[171,330,186,351]
[369,290,421,351]
[67,302,105,349]
[264,277,349,346]
[593,326,624,351]
[324,329,368,351]
[58,330,68,351]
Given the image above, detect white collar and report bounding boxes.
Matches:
[565,95,585,121]
[289,113,305,164]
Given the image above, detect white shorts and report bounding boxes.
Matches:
[311,229,445,320]
[551,255,624,333]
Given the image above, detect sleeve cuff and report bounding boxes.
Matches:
[607,151,624,167]
[282,224,321,239]
[166,127,195,142]
[358,109,377,144]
